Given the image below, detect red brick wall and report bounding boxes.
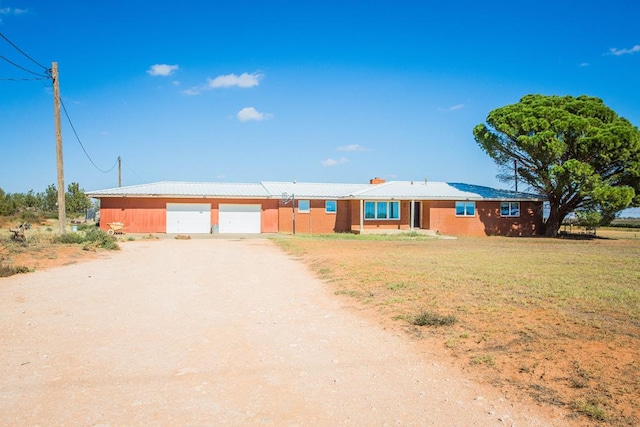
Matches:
[278,199,349,234]
[426,200,543,236]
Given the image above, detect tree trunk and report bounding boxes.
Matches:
[543,203,563,237]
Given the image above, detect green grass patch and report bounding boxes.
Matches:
[412,310,457,327]
[573,398,609,421]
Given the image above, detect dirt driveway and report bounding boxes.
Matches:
[1,238,567,426]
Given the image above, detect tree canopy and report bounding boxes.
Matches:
[473,94,640,237]
[0,182,92,219]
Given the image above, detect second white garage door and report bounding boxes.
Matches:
[218,204,261,234]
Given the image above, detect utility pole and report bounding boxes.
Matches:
[52,62,66,234]
[514,159,518,192]
[118,155,122,187]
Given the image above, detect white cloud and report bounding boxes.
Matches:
[0,7,27,15]
[181,87,201,96]
[448,103,465,111]
[237,107,273,122]
[579,62,590,67]
[608,45,640,56]
[337,144,366,152]
[182,71,263,95]
[322,157,348,167]
[147,64,179,76]
[208,72,262,88]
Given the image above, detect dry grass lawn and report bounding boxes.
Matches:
[273,232,640,426]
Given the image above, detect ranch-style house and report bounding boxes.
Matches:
[87,178,546,237]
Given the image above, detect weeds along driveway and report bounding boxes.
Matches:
[0,239,566,426]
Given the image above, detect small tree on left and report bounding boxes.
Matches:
[65,182,92,215]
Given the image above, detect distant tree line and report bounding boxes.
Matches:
[0,182,92,218]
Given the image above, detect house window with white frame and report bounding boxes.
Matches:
[455,201,475,217]
[364,201,400,220]
[500,201,520,217]
[298,200,310,213]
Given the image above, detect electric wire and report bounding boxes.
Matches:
[0,31,49,72]
[60,97,118,174]
[0,54,49,78]
[0,76,49,81]
[121,158,146,183]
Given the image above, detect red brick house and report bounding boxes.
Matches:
[87,178,545,237]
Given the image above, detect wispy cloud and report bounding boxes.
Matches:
[237,107,273,122]
[607,45,640,56]
[438,103,466,112]
[0,7,28,16]
[147,64,179,76]
[337,144,366,152]
[183,72,263,95]
[579,62,590,67]
[208,72,262,88]
[322,157,348,167]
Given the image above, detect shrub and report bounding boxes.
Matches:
[0,259,30,277]
[54,232,85,244]
[19,211,41,224]
[52,228,119,250]
[84,228,119,250]
[412,310,457,327]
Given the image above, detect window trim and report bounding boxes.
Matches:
[500,201,520,218]
[298,199,310,213]
[325,200,337,214]
[364,201,400,220]
[455,201,476,217]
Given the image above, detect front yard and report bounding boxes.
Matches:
[273,233,640,426]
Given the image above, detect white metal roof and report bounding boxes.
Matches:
[87,180,545,201]
[350,181,544,201]
[87,181,270,198]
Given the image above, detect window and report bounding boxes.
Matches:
[298,200,310,213]
[365,201,376,219]
[325,200,337,213]
[364,201,400,220]
[455,201,475,217]
[500,202,520,217]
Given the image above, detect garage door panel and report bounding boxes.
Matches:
[219,204,261,234]
[166,203,211,234]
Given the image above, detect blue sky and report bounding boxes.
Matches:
[1,1,639,213]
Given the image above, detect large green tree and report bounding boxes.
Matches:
[473,94,640,237]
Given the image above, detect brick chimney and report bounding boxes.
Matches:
[369,177,386,185]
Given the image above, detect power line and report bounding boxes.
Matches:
[0,31,49,72]
[60,97,118,174]
[0,76,49,81]
[0,54,49,78]
[121,158,146,183]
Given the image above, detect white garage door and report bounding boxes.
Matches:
[219,204,261,234]
[166,203,211,234]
